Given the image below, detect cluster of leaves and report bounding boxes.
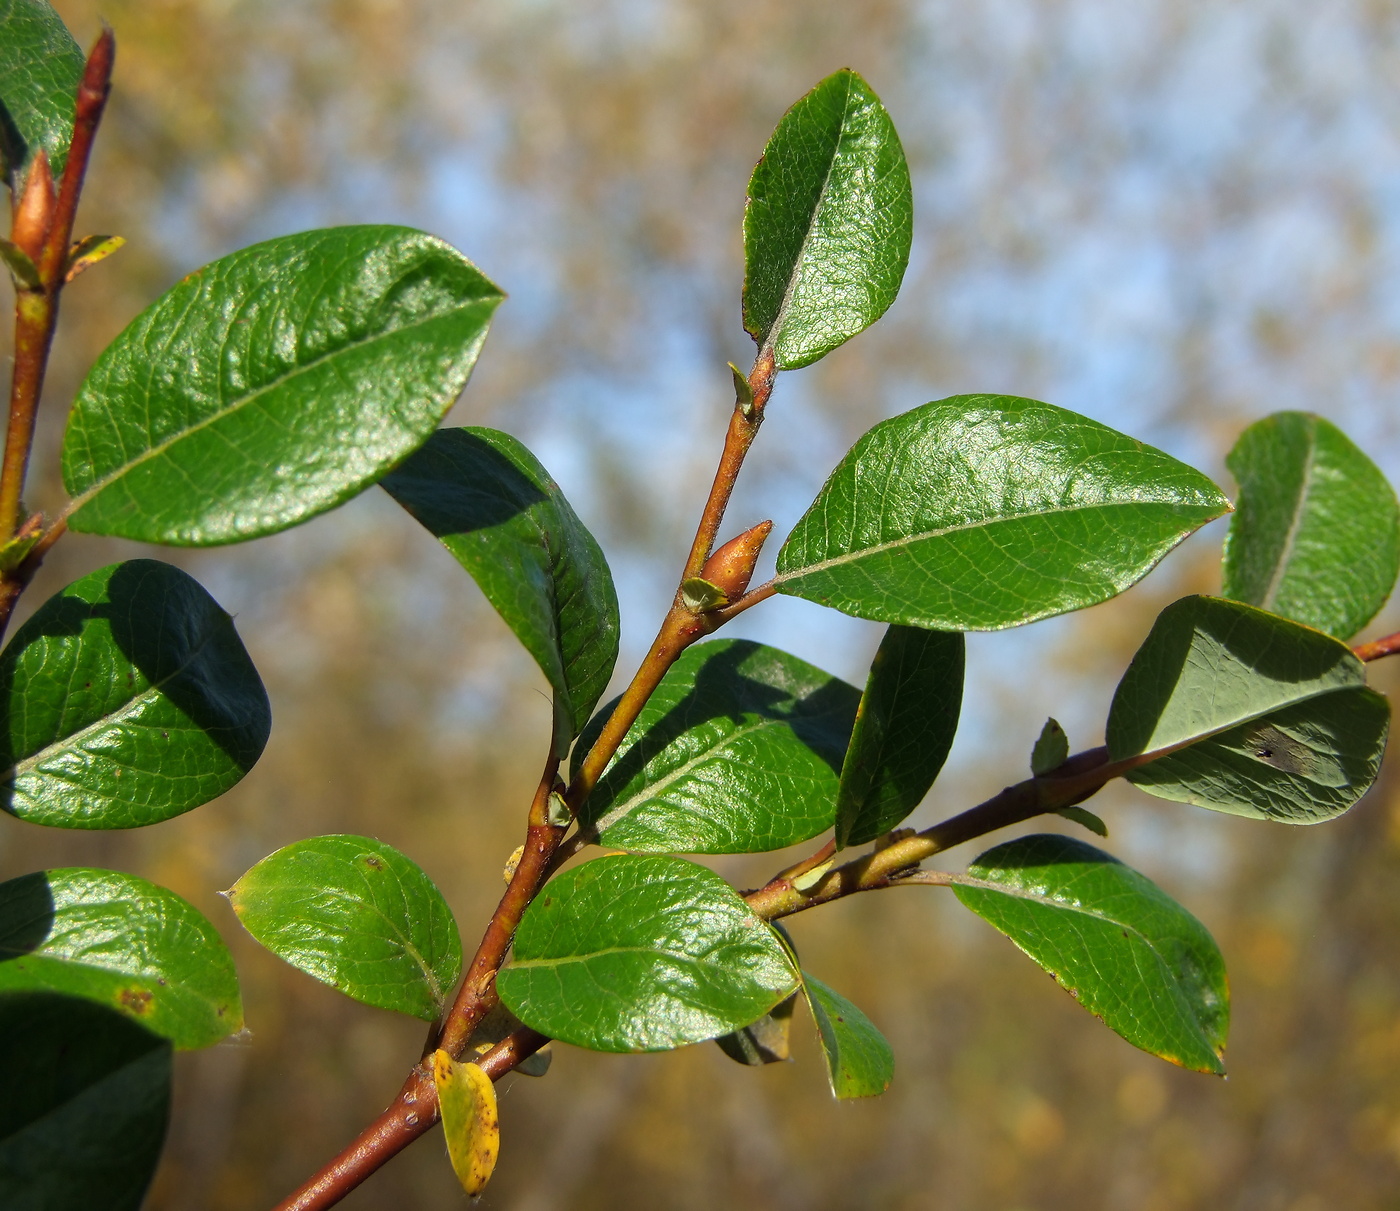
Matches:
[2,4,1397,1206]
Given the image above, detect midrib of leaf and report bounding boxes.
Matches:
[776,495,1207,584]
[4,623,225,785]
[304,884,445,1002]
[586,716,778,837]
[68,290,498,511]
[508,943,776,970]
[758,73,853,359]
[1258,428,1317,612]
[1133,680,1360,761]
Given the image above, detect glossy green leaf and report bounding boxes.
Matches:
[0,560,270,829]
[1031,717,1069,776]
[0,0,84,187]
[229,835,462,1022]
[775,396,1230,631]
[952,834,1229,1073]
[62,225,503,545]
[0,992,170,1211]
[497,854,799,1052]
[1107,595,1390,823]
[575,639,860,854]
[1223,411,1400,640]
[836,624,962,848]
[803,973,893,1098]
[743,69,912,370]
[0,868,242,1049]
[381,427,619,746]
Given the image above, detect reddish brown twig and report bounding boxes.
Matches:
[1355,630,1400,663]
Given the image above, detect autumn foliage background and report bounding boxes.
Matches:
[7,1,1400,1207]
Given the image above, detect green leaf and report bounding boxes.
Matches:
[1223,411,1400,641]
[0,868,242,1049]
[1031,717,1069,776]
[575,639,860,854]
[0,0,84,187]
[497,854,799,1052]
[775,395,1230,631]
[381,427,619,746]
[0,560,270,829]
[0,992,171,1211]
[228,835,462,1022]
[62,225,504,545]
[1056,806,1108,838]
[952,834,1229,1074]
[836,625,962,848]
[743,69,912,370]
[1107,595,1390,823]
[803,973,893,1098]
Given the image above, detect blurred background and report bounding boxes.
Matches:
[6,1,1400,1207]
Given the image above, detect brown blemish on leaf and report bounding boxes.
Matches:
[119,987,154,1013]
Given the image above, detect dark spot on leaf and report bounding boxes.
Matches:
[364,856,383,870]
[1242,723,1315,776]
[119,987,154,1013]
[161,731,169,740]
[157,977,167,986]
[543,897,552,908]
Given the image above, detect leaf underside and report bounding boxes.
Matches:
[1107,595,1389,823]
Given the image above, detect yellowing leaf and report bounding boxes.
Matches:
[432,1050,499,1198]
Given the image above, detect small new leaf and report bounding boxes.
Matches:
[433,1051,499,1198]
[1031,718,1070,776]
[681,577,729,612]
[64,233,125,282]
[0,236,41,289]
[1055,806,1108,838]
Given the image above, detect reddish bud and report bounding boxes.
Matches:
[10,152,55,263]
[699,520,773,603]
